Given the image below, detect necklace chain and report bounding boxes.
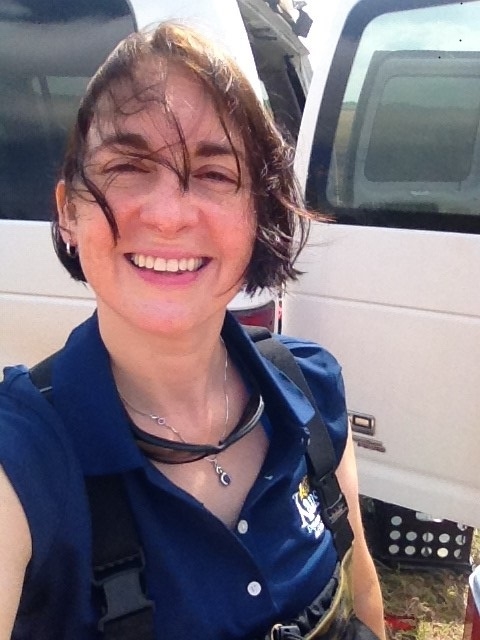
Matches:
[119,338,232,487]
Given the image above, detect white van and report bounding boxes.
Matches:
[0,0,311,360]
[2,0,480,531]
[284,0,480,528]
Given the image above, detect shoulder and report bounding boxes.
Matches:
[0,363,63,442]
[274,334,348,463]
[0,464,32,639]
[0,365,74,573]
[275,334,343,381]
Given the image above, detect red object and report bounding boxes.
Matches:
[231,300,277,332]
[384,614,417,633]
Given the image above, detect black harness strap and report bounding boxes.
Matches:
[29,357,155,640]
[29,352,58,402]
[87,474,155,639]
[246,326,354,561]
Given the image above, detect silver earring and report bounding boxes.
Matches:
[65,241,78,259]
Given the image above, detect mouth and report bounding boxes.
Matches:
[129,253,208,274]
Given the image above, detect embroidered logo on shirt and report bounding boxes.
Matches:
[292,476,325,539]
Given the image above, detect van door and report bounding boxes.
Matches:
[285,0,480,527]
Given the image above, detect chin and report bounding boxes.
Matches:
[128,305,224,337]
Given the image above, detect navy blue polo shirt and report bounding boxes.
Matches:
[0,312,348,640]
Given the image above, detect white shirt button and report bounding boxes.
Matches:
[237,519,249,534]
[247,581,262,597]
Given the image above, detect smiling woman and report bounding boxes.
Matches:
[54,28,306,295]
[0,20,385,640]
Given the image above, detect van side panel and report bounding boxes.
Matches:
[284,223,480,527]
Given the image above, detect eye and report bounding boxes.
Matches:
[199,170,234,182]
[104,162,149,174]
[97,152,154,175]
[193,166,239,187]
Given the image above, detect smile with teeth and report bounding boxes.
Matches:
[130,254,205,273]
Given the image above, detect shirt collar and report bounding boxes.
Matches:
[222,312,316,430]
[51,312,316,476]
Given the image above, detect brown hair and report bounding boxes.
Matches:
[53,22,313,293]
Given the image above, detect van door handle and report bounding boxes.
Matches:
[349,412,375,436]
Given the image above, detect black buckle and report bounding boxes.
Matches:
[311,471,349,528]
[324,492,349,527]
[270,623,303,640]
[93,551,155,632]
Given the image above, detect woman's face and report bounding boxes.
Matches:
[58,68,256,336]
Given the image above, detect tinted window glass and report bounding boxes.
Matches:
[307,0,480,233]
[0,0,135,221]
[365,75,480,183]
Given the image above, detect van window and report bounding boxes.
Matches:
[306,0,480,234]
[0,0,135,221]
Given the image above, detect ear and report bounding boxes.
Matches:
[56,180,77,245]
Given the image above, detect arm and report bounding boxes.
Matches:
[335,428,386,640]
[0,466,32,640]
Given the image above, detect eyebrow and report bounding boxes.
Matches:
[92,132,151,154]
[194,141,238,159]
[91,133,242,162]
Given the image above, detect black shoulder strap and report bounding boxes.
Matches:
[29,357,155,640]
[29,352,57,401]
[246,326,354,560]
[87,475,155,639]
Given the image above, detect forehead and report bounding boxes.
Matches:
[87,67,242,154]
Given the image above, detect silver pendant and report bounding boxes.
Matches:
[213,460,231,487]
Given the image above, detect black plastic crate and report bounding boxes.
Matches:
[361,497,474,572]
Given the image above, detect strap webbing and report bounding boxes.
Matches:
[29,352,58,402]
[29,358,155,640]
[87,475,155,639]
[246,326,354,560]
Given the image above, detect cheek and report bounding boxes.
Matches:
[245,218,257,258]
[243,206,257,255]
[224,208,256,263]
[75,209,116,258]
[230,196,256,240]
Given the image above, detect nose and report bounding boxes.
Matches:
[137,169,199,235]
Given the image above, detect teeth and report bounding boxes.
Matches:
[132,254,145,267]
[166,259,178,272]
[132,254,203,273]
[153,257,166,271]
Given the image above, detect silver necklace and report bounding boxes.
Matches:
[120,339,232,487]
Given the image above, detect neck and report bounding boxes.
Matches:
[97,304,230,443]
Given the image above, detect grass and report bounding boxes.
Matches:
[371,523,480,639]
[379,562,470,639]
